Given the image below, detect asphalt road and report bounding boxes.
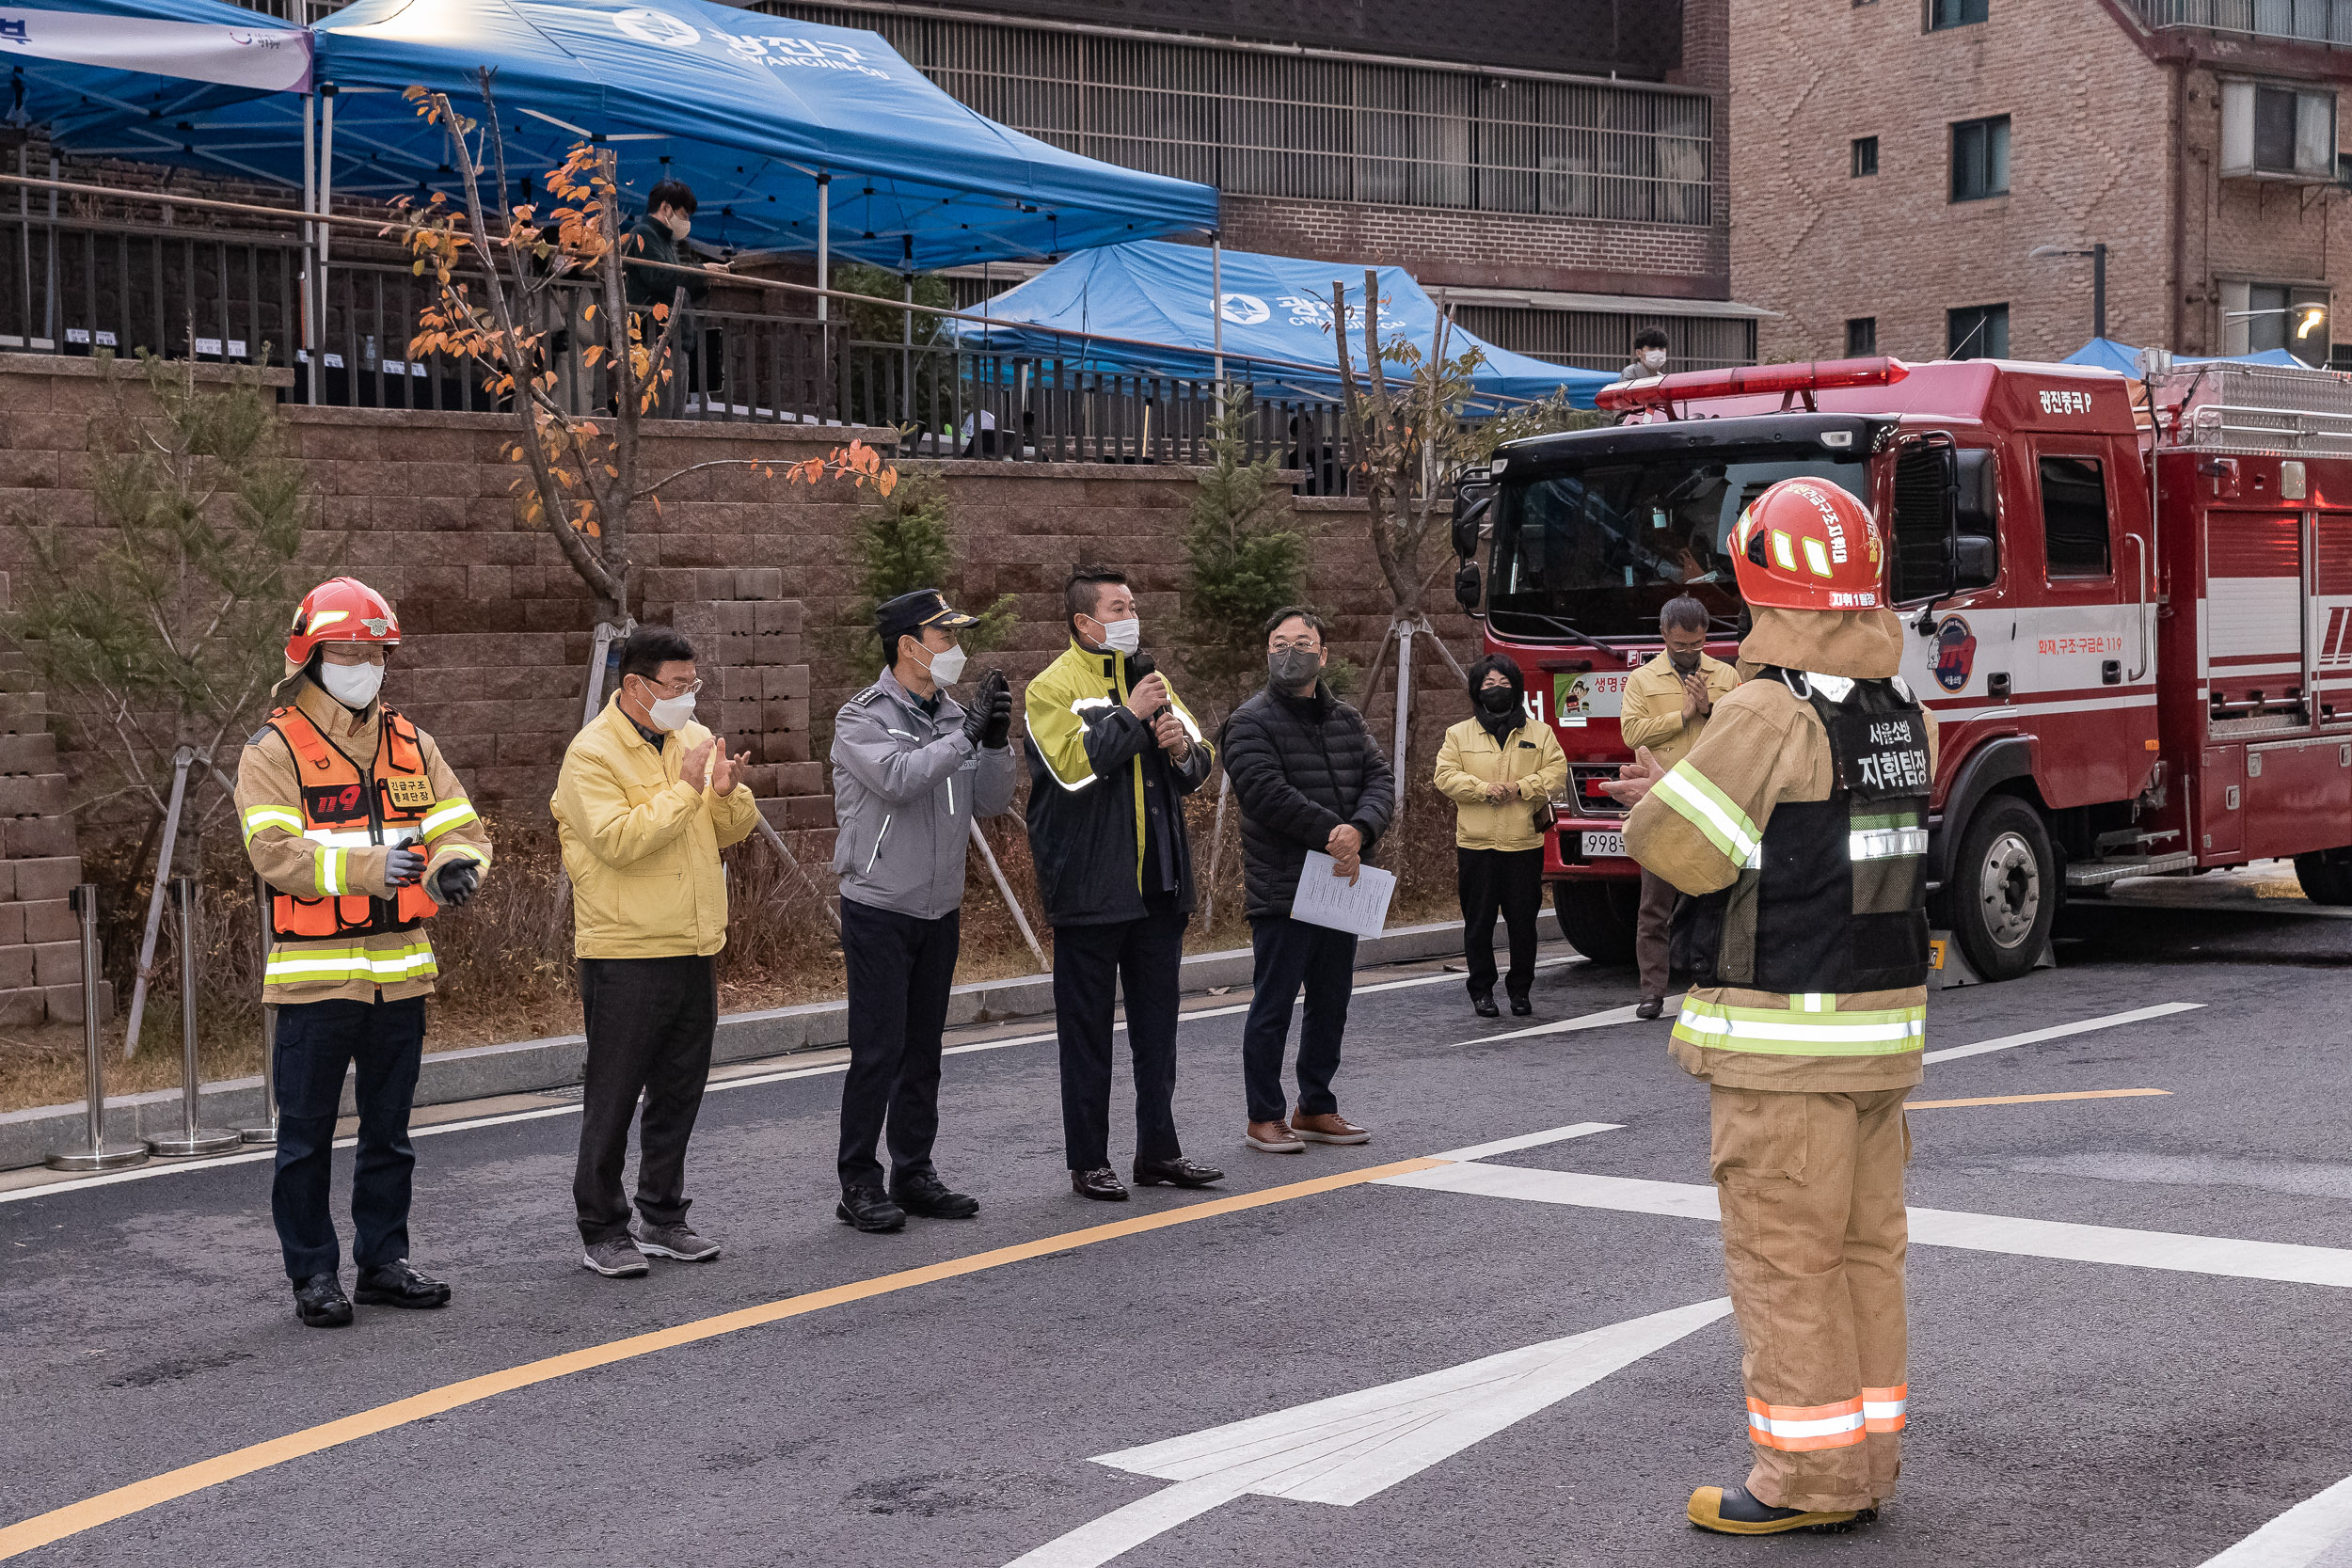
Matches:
[3,887,2350,1567]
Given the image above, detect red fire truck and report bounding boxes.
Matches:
[1449,354,2352,982]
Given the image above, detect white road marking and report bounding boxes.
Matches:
[2199,1472,2352,1566]
[0,958,1586,1203]
[1430,1123,1622,1163]
[1922,1002,2204,1064]
[1003,1296,1732,1568]
[1447,994,1683,1048]
[1381,1162,2352,1289]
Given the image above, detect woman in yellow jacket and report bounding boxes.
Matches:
[1434,654,1568,1017]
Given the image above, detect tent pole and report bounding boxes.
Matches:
[815,172,830,325]
[319,85,335,395]
[1211,233,1226,420]
[902,234,914,425]
[302,91,317,406]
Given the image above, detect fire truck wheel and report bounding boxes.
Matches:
[1552,879,1640,966]
[2293,847,2352,906]
[1949,796,2056,982]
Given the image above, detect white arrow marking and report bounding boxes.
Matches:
[1921,1001,2204,1064]
[2198,1472,2352,1566]
[1446,995,1685,1048]
[1003,1296,1732,1568]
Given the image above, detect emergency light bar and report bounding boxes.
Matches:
[1596,356,1912,414]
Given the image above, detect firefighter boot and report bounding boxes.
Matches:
[1687,1485,1875,1535]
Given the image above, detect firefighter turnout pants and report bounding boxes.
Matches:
[1709,1085,1911,1513]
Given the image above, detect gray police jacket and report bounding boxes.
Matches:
[831,668,1017,920]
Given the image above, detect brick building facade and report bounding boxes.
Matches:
[1733,0,2352,366]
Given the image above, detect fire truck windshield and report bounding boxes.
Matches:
[1487,448,1872,641]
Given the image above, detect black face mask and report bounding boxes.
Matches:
[1477,686,1518,715]
[1669,648,1703,675]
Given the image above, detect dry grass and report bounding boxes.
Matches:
[1,775,1476,1117]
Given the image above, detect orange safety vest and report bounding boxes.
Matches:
[264,704,440,941]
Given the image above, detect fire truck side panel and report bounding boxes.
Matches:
[2247,737,2352,861]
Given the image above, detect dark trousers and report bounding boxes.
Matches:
[1241,916,1358,1124]
[837,896,961,1188]
[271,996,427,1281]
[573,955,717,1245]
[1637,867,1680,999]
[1054,900,1187,1171]
[1458,847,1546,1002]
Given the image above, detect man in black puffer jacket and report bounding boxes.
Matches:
[1221,608,1395,1155]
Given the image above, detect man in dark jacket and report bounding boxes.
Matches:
[1024,566,1226,1202]
[1222,608,1395,1154]
[621,180,723,417]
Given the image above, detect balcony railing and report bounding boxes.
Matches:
[2131,0,2352,44]
[0,209,1358,488]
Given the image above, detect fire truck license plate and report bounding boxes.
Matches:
[1581,831,1627,860]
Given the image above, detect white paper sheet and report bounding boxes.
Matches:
[1289,850,1396,939]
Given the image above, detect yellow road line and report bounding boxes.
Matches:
[1909,1088,2170,1110]
[0,1155,1447,1562]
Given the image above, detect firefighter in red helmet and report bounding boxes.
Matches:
[235,578,493,1328]
[1612,479,1937,1534]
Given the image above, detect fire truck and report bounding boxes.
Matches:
[1449,354,2352,982]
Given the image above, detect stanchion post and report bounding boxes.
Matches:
[44,884,150,1171]
[239,873,278,1145]
[147,877,240,1159]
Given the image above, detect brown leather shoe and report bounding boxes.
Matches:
[1246,1119,1305,1152]
[1290,1110,1371,1146]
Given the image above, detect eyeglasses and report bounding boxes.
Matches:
[1269,637,1322,652]
[636,673,703,697]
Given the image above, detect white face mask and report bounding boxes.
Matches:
[1094,616,1141,655]
[915,641,967,687]
[318,658,384,709]
[1640,349,1668,371]
[644,687,697,732]
[666,212,691,242]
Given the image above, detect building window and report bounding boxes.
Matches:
[2221,82,2336,181]
[1951,116,2010,201]
[1847,317,1878,356]
[1851,136,1879,177]
[1929,0,1989,27]
[2220,280,2330,363]
[2039,456,2112,578]
[1948,304,2010,358]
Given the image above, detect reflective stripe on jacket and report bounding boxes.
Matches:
[236,680,492,1005]
[551,694,761,958]
[1622,676,1938,1092]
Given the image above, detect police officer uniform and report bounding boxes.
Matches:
[1622,480,1937,1535]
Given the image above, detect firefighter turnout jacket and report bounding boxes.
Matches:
[237,679,492,1004]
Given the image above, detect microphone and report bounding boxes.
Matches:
[1125,650,1172,722]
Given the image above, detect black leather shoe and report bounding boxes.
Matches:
[355,1259,451,1309]
[293,1273,353,1328]
[1471,991,1501,1018]
[891,1171,979,1219]
[1071,1166,1130,1201]
[1133,1156,1224,1189]
[1508,995,1534,1016]
[1635,995,1665,1021]
[836,1185,907,1232]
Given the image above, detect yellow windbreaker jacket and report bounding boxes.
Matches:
[1433,718,1568,851]
[1617,650,1740,771]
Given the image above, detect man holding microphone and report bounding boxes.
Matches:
[829,590,1015,1233]
[1025,567,1224,1202]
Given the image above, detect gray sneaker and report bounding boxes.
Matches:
[636,1221,721,1262]
[581,1236,649,1277]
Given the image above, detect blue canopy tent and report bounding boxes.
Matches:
[954,241,1617,410]
[2064,337,2311,372]
[11,0,1218,266]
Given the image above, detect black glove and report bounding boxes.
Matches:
[385,847,426,887]
[961,689,989,747]
[431,860,481,908]
[978,671,1012,749]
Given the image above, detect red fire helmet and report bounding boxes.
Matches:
[1730,479,1888,612]
[286,577,401,663]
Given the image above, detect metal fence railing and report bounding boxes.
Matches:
[2128,0,2352,41]
[0,210,1360,487]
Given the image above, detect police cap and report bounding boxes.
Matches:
[875,588,978,652]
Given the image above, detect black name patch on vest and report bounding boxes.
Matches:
[303,781,369,824]
[1834,712,1931,799]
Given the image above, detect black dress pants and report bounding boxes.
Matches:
[837,896,961,1189]
[1458,846,1546,1002]
[1240,915,1357,1125]
[573,955,717,1245]
[1054,899,1187,1172]
[271,995,427,1281]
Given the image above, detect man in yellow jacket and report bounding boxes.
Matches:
[1433,655,1566,1016]
[1617,480,1935,1537]
[1615,594,1740,1018]
[552,626,759,1278]
[239,577,491,1328]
